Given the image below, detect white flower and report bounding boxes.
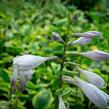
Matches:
[74,77,109,108]
[80,50,109,61]
[76,67,105,88]
[71,37,92,45]
[12,55,58,91]
[59,96,66,109]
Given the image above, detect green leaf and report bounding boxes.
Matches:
[0,68,10,82]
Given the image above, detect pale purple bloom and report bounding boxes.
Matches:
[71,31,100,38]
[12,55,58,91]
[76,67,105,88]
[74,77,109,108]
[80,50,109,61]
[81,31,101,38]
[63,76,109,108]
[71,37,92,45]
[51,32,64,43]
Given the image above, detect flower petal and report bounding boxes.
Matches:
[19,70,33,91]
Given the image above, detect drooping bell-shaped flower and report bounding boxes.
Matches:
[12,55,58,91]
[63,76,109,108]
[76,67,105,88]
[71,37,92,45]
[72,31,100,38]
[73,77,109,108]
[80,50,109,61]
[59,96,66,109]
[13,55,58,70]
[51,32,64,43]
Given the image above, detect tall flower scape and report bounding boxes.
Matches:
[12,15,109,109]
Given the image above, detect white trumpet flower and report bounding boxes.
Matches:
[12,55,58,91]
[76,67,105,88]
[59,96,66,109]
[63,76,109,108]
[80,50,109,61]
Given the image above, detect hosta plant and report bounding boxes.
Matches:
[11,14,109,109]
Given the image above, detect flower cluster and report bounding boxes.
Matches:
[52,31,109,109]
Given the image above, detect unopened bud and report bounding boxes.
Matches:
[80,50,109,61]
[81,31,101,38]
[72,14,77,23]
[70,31,101,38]
[71,37,92,45]
[51,32,64,43]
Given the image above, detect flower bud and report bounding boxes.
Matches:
[80,50,109,61]
[71,31,101,38]
[81,31,101,38]
[76,67,105,88]
[72,14,77,23]
[51,32,64,43]
[71,37,92,45]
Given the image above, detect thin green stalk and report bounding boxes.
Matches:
[54,14,71,109]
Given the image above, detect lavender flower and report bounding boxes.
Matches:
[80,50,109,61]
[63,76,109,108]
[12,55,58,91]
[76,67,105,88]
[71,31,101,38]
[74,77,109,108]
[71,37,92,45]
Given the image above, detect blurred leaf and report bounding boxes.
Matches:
[0,68,10,82]
[32,90,51,109]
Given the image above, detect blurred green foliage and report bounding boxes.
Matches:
[0,0,109,109]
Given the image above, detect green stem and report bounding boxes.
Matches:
[54,14,71,109]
